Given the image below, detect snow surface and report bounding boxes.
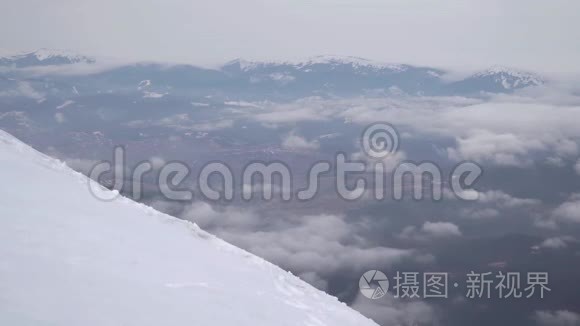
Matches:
[0,130,377,326]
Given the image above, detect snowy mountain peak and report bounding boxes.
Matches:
[0,48,95,67]
[32,48,93,62]
[297,55,408,71]
[472,66,544,89]
[223,55,408,72]
[0,129,378,326]
[476,65,540,78]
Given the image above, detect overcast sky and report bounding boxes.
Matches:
[1,0,579,72]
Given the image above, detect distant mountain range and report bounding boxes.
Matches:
[0,49,95,67]
[0,49,544,100]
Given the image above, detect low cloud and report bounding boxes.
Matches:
[446,130,546,166]
[534,310,580,326]
[477,190,541,208]
[0,81,45,101]
[460,190,541,220]
[534,236,576,250]
[172,201,419,291]
[421,221,462,237]
[127,114,234,131]
[400,221,462,241]
[282,133,320,150]
[552,194,580,223]
[241,94,580,169]
[351,292,437,326]
[7,60,132,77]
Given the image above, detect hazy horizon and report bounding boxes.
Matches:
[2,0,579,73]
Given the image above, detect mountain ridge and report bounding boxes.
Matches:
[0,50,545,98]
[0,49,542,82]
[0,48,96,67]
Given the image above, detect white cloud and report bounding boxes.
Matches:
[181,202,264,231]
[459,190,540,220]
[177,202,418,282]
[54,112,66,124]
[143,91,167,98]
[552,194,580,223]
[461,207,500,220]
[400,221,462,241]
[477,190,541,208]
[6,60,131,77]
[281,133,320,150]
[149,156,166,170]
[447,130,545,166]
[351,292,436,326]
[63,158,100,175]
[534,310,580,326]
[224,101,262,108]
[17,82,45,100]
[554,138,578,157]
[56,100,75,110]
[243,96,580,169]
[253,105,329,124]
[421,221,462,237]
[297,272,328,291]
[546,156,566,168]
[0,82,45,100]
[127,114,234,132]
[190,119,234,132]
[535,236,575,250]
[0,111,32,128]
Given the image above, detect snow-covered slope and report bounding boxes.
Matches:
[0,130,377,326]
[442,66,544,94]
[471,66,544,89]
